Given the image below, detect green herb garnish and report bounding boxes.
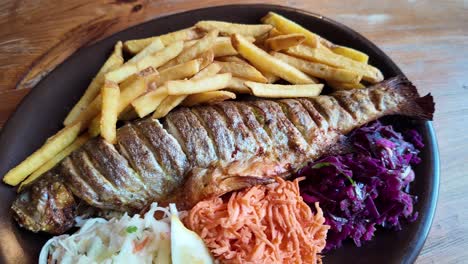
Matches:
[126,226,138,233]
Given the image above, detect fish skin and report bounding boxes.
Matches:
[10,76,434,234]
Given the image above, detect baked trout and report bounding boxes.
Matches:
[11,76,434,234]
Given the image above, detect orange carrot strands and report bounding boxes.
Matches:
[185,177,330,264]
[133,237,151,253]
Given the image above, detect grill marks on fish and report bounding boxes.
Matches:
[12,76,435,234]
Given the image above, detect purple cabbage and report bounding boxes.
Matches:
[297,121,422,251]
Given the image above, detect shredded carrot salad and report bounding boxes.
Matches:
[185,177,329,264]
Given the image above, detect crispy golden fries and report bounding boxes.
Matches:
[152,95,186,119]
[195,20,272,37]
[100,81,120,143]
[327,80,366,90]
[261,12,320,48]
[128,38,165,63]
[198,49,215,69]
[217,55,249,64]
[331,46,369,63]
[271,52,362,84]
[106,41,183,83]
[231,34,315,84]
[132,86,168,118]
[64,41,124,126]
[217,61,267,83]
[167,73,232,95]
[124,27,202,54]
[192,62,222,79]
[212,37,239,57]
[182,91,236,107]
[161,30,219,70]
[19,134,90,190]
[226,77,251,94]
[265,33,306,51]
[155,59,201,86]
[286,44,383,83]
[262,71,280,83]
[268,27,282,38]
[3,122,81,186]
[245,82,323,98]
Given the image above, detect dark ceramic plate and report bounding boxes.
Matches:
[0,4,439,264]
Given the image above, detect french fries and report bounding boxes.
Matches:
[124,27,202,54]
[152,95,187,119]
[212,37,241,57]
[155,59,201,86]
[245,82,323,98]
[286,44,383,83]
[268,27,282,38]
[217,61,267,83]
[331,46,369,63]
[192,62,222,79]
[64,41,124,126]
[261,12,320,48]
[271,52,362,83]
[231,34,315,84]
[128,38,165,63]
[182,91,236,107]
[167,73,232,95]
[100,81,120,143]
[106,41,183,83]
[18,134,90,190]
[3,122,82,186]
[195,20,272,37]
[327,81,366,90]
[225,77,251,94]
[217,55,249,64]
[132,86,168,118]
[198,49,214,69]
[265,33,306,51]
[160,30,218,70]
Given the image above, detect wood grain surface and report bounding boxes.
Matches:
[0,0,467,263]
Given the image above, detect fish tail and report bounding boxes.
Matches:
[384,75,435,120]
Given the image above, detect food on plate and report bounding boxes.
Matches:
[182,91,236,107]
[327,80,366,90]
[265,33,306,51]
[225,76,251,94]
[10,76,434,234]
[271,51,362,84]
[132,87,168,118]
[166,73,232,95]
[100,80,120,144]
[186,177,329,263]
[286,44,383,83]
[231,33,316,84]
[245,81,323,98]
[38,203,213,264]
[330,45,369,63]
[124,27,203,54]
[64,41,124,126]
[128,38,165,63]
[195,20,272,37]
[3,122,81,186]
[297,121,422,251]
[155,59,202,86]
[217,60,267,83]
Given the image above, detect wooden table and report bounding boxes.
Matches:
[0,0,466,262]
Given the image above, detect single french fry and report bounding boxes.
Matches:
[160,30,218,70]
[131,86,168,118]
[217,61,267,83]
[195,20,272,37]
[212,36,255,57]
[18,134,90,190]
[268,27,283,38]
[2,122,82,186]
[331,46,369,63]
[64,41,124,126]
[265,33,306,51]
[327,81,366,90]
[231,34,315,84]
[225,77,251,94]
[124,27,203,54]
[167,73,232,95]
[216,55,249,64]
[128,38,165,63]
[198,49,214,69]
[100,81,120,143]
[155,59,201,86]
[191,63,222,80]
[286,44,383,83]
[182,91,236,107]
[152,95,186,119]
[106,41,183,83]
[245,82,323,98]
[271,52,362,84]
[261,12,320,48]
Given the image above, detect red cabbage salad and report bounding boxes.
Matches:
[297,121,423,251]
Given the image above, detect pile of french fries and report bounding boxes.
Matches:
[3,12,383,189]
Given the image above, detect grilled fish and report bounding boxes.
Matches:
[11,76,434,234]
